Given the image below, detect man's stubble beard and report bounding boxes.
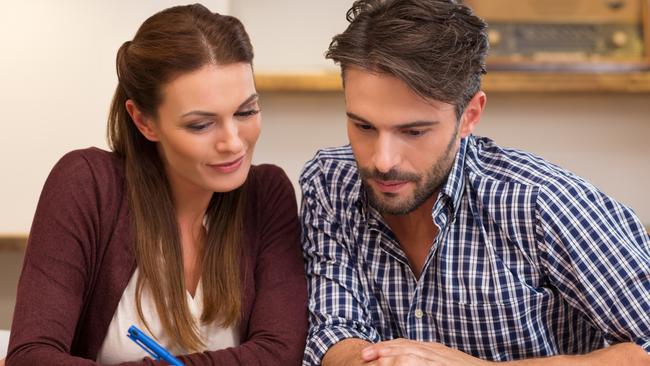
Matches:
[360,124,460,216]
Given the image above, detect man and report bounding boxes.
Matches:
[299,0,650,365]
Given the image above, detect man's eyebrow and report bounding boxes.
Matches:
[180,93,259,118]
[397,120,439,129]
[346,112,439,128]
[346,112,373,125]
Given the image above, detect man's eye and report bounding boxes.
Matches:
[234,109,260,118]
[356,123,373,131]
[404,129,425,137]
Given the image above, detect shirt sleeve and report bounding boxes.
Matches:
[536,179,650,354]
[299,160,381,366]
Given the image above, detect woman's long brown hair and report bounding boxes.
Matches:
[106,4,254,352]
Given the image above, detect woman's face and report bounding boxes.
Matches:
[137,63,261,196]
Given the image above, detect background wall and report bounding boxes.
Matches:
[0,0,229,234]
[0,0,648,330]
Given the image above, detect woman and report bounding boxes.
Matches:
[4,4,306,365]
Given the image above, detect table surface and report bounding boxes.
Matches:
[0,329,9,358]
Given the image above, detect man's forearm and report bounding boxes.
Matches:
[322,338,372,366]
[507,342,650,366]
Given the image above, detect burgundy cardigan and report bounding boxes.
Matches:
[7,148,307,365]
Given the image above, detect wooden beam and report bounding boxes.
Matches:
[254,71,650,93]
[482,71,650,93]
[255,71,342,92]
[0,234,27,252]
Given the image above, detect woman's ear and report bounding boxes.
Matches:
[458,91,486,138]
[125,100,159,142]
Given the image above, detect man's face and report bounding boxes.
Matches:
[344,67,469,216]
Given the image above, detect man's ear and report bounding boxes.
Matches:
[458,91,486,138]
[125,100,159,142]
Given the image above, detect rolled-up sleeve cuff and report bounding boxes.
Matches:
[634,338,650,354]
[303,325,379,366]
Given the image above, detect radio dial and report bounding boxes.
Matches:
[611,30,628,48]
[488,29,502,47]
[604,0,625,11]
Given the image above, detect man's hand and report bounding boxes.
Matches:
[361,339,493,366]
[360,339,650,366]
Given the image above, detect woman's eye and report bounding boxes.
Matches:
[187,122,211,131]
[234,109,260,118]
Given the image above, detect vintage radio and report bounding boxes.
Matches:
[463,0,650,71]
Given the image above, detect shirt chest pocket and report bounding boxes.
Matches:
[426,246,556,360]
[433,295,555,361]
[434,226,547,305]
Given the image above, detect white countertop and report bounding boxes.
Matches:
[0,329,9,358]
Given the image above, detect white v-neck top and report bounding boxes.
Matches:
[96,268,238,363]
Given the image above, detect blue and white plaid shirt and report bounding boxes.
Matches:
[300,135,650,365]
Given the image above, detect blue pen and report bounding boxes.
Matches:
[127,325,185,366]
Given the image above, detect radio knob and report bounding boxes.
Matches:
[604,0,625,11]
[611,30,628,48]
[488,29,502,47]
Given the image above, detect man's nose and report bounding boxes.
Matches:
[372,134,400,174]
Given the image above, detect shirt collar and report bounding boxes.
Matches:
[437,135,469,222]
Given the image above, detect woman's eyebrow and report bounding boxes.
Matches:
[180,93,259,118]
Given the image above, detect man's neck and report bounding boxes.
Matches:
[382,193,439,279]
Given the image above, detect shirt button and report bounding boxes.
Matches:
[414,309,424,319]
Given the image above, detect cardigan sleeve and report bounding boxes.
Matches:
[233,165,308,365]
[119,165,308,366]
[241,166,308,364]
[7,151,105,366]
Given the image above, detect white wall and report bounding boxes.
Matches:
[0,1,229,233]
[230,0,350,71]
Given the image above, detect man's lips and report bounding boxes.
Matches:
[372,179,410,193]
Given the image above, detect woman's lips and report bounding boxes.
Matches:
[373,179,409,193]
[209,155,244,173]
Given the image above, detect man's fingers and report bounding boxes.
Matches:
[370,354,439,366]
[364,341,442,363]
[361,346,380,361]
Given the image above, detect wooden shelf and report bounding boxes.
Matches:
[0,234,27,252]
[482,71,650,93]
[255,71,650,93]
[255,71,342,92]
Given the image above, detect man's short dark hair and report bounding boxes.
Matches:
[326,0,488,120]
